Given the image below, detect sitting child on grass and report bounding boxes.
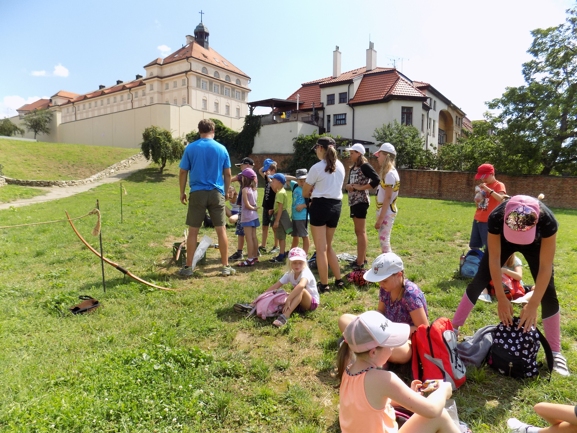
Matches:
[234,247,319,327]
[508,402,577,433]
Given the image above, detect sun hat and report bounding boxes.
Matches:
[503,195,540,245]
[374,142,396,156]
[240,168,257,180]
[288,247,307,261]
[311,136,336,151]
[235,157,255,167]
[475,163,495,180]
[363,252,404,283]
[295,168,308,179]
[263,158,275,172]
[343,311,410,353]
[345,143,366,154]
[269,173,286,185]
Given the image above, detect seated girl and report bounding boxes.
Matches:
[234,247,319,327]
[225,185,240,225]
[338,253,428,364]
[338,311,460,433]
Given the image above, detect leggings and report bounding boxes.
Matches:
[378,213,396,253]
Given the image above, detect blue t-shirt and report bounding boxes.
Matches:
[290,180,307,221]
[179,137,231,195]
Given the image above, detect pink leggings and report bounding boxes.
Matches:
[378,213,396,253]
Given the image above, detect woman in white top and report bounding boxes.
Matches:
[374,143,400,253]
[303,137,346,293]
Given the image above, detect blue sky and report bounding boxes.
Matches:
[0,0,573,120]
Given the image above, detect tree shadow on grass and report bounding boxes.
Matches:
[127,167,177,184]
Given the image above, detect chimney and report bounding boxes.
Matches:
[99,85,105,90]
[135,74,143,80]
[186,35,194,44]
[116,80,123,85]
[333,46,341,78]
[366,41,376,71]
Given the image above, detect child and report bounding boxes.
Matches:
[236,168,260,267]
[268,173,292,263]
[508,402,577,432]
[284,168,310,253]
[374,143,400,253]
[229,157,256,261]
[225,185,240,225]
[337,311,460,433]
[235,247,319,327]
[258,159,280,254]
[479,252,526,303]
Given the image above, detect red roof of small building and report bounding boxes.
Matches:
[17,99,51,112]
[286,83,322,111]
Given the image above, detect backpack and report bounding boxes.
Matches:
[460,249,483,278]
[248,289,288,320]
[345,269,370,286]
[488,274,525,300]
[457,325,496,368]
[411,317,467,390]
[487,317,553,379]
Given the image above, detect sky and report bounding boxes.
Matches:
[0,0,574,121]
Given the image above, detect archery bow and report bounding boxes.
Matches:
[65,211,178,292]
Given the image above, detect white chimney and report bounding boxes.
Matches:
[366,41,377,71]
[333,46,341,78]
[185,35,194,45]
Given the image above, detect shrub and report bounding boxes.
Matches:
[141,126,184,173]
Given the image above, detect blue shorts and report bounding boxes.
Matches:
[235,211,245,236]
[241,218,261,228]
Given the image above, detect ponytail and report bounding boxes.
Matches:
[324,146,338,174]
[337,341,352,383]
[378,153,396,179]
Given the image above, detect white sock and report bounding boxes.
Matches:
[507,418,540,433]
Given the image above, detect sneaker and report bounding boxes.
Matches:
[221,265,236,276]
[507,417,535,433]
[229,251,243,260]
[318,281,330,293]
[176,266,193,277]
[552,352,570,376]
[273,314,288,327]
[334,279,346,289]
[269,246,280,254]
[233,303,253,314]
[478,293,492,303]
[269,254,286,263]
[258,246,267,254]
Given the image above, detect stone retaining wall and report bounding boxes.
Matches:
[0,153,144,188]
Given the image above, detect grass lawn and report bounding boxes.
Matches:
[0,160,575,432]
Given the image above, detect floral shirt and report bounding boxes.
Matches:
[378,280,428,326]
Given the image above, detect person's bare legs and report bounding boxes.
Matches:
[185,226,199,267]
[400,407,460,433]
[214,226,229,266]
[311,225,329,285]
[302,236,310,254]
[353,216,367,266]
[325,226,341,280]
[534,403,577,432]
[261,225,269,249]
[291,236,299,249]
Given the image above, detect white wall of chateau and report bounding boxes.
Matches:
[253,121,318,154]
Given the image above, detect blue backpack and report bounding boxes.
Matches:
[460,249,483,278]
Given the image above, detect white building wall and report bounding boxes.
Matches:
[253,122,319,154]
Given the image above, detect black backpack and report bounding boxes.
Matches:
[487,317,553,379]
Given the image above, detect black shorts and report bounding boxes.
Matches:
[349,202,369,219]
[309,198,342,228]
[262,207,274,226]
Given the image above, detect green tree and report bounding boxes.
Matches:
[141,126,184,173]
[22,109,53,139]
[373,121,434,169]
[232,115,261,158]
[488,7,577,175]
[0,118,24,137]
[185,118,240,151]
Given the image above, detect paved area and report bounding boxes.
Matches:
[0,158,151,210]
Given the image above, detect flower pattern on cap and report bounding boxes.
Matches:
[506,205,538,232]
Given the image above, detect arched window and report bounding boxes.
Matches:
[214,71,220,79]
[225,75,231,82]
[201,67,208,74]
[235,78,241,85]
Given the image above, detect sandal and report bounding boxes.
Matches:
[273,314,288,327]
[237,259,255,267]
[334,279,346,289]
[233,303,253,314]
[318,281,330,293]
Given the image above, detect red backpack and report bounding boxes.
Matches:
[411,317,467,390]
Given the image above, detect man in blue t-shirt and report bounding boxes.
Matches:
[178,119,235,277]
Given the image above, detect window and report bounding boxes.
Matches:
[149,84,154,91]
[165,83,169,90]
[326,115,331,133]
[174,98,177,105]
[107,98,110,104]
[225,105,230,115]
[214,71,220,79]
[201,80,208,90]
[182,79,186,86]
[327,94,335,105]
[428,118,431,132]
[235,78,241,85]
[120,95,123,101]
[135,92,138,99]
[334,113,346,125]
[433,120,436,137]
[173,81,177,88]
[142,89,145,96]
[182,97,186,105]
[235,90,241,99]
[224,87,230,97]
[202,98,207,110]
[214,101,219,113]
[434,100,437,111]
[401,107,413,126]
[150,97,154,104]
[100,100,103,106]
[339,92,347,103]
[225,75,231,82]
[213,84,219,94]
[196,77,201,88]
[202,67,208,74]
[421,114,425,132]
[236,107,240,118]
[113,96,117,103]
[88,102,91,108]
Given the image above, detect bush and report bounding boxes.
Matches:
[185,119,239,153]
[0,118,24,137]
[141,126,184,173]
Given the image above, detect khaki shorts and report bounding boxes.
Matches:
[186,189,226,228]
[274,225,287,241]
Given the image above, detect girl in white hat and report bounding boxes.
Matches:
[374,143,400,253]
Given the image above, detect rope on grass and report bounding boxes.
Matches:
[0,208,101,231]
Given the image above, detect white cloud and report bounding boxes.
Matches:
[53,64,69,77]
[0,95,48,119]
[31,70,46,76]
[157,45,171,58]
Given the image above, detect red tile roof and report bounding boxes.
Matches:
[51,90,80,99]
[146,42,249,79]
[286,83,322,111]
[17,99,51,112]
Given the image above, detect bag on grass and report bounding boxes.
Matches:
[456,325,496,367]
[345,269,369,286]
[69,296,100,314]
[248,289,288,320]
[488,274,525,300]
[460,249,483,278]
[487,317,553,378]
[411,317,467,390]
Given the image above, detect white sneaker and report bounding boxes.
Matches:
[511,291,534,304]
[552,352,570,377]
[478,293,492,303]
[507,417,533,432]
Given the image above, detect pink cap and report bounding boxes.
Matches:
[288,247,307,261]
[503,195,540,245]
[240,168,257,180]
[344,311,410,353]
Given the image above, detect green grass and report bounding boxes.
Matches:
[0,184,46,203]
[0,157,576,432]
[0,138,137,180]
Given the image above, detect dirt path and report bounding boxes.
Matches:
[0,157,151,211]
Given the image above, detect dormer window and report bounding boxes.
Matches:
[214,71,220,79]
[202,67,208,74]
